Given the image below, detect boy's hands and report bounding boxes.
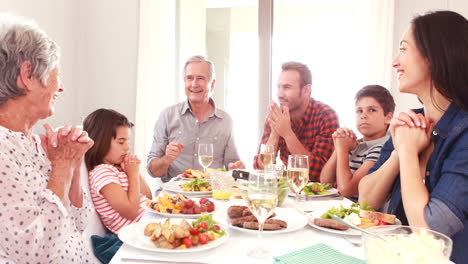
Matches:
[332,128,357,152]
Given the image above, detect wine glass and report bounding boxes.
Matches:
[287,154,309,208]
[247,171,278,259]
[259,144,275,168]
[198,143,213,173]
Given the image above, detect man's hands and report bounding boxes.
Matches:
[228,160,246,170]
[332,128,357,153]
[267,102,293,138]
[164,142,184,163]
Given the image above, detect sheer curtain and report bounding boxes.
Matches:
[135,0,177,191]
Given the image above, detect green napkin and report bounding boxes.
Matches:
[273,243,365,264]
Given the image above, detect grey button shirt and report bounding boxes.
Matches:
[147,99,240,182]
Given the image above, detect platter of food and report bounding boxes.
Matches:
[308,202,400,236]
[144,193,215,218]
[118,215,228,253]
[161,179,212,196]
[216,206,308,235]
[181,169,209,180]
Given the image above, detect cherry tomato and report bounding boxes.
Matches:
[200,204,208,212]
[198,221,208,230]
[182,237,192,248]
[185,199,195,208]
[206,201,215,212]
[199,197,208,205]
[198,233,209,244]
[214,224,221,231]
[378,220,388,226]
[190,228,199,236]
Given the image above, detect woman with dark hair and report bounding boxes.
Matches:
[359,10,468,263]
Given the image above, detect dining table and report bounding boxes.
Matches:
[109,192,367,264]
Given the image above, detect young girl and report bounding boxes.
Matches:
[320,85,395,199]
[84,108,152,234]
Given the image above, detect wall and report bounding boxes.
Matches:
[391,0,468,112]
[1,0,139,136]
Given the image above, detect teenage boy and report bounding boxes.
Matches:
[320,85,395,199]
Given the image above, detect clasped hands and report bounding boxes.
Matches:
[267,101,293,138]
[332,128,357,152]
[39,123,94,170]
[390,110,434,155]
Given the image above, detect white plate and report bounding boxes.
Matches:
[288,186,339,198]
[308,212,402,236]
[217,207,308,234]
[143,199,214,219]
[161,181,212,196]
[118,219,229,253]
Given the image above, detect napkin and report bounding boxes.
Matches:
[273,243,365,264]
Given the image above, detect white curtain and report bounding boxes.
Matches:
[135,0,177,192]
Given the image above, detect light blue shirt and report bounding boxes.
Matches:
[147,99,240,182]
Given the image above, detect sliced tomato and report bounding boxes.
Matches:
[182,237,192,248]
[378,220,388,226]
[198,233,209,244]
[190,228,199,236]
[198,221,208,230]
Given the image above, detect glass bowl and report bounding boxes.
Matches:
[363,225,452,264]
[237,177,289,206]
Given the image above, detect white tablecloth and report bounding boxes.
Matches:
[109,196,366,264]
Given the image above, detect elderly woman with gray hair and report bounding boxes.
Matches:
[0,13,96,263]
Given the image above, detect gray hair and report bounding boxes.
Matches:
[183,55,216,81]
[0,13,60,105]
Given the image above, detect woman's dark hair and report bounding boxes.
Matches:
[411,10,468,110]
[83,108,134,171]
[355,85,395,115]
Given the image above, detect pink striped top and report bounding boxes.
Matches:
[89,164,148,234]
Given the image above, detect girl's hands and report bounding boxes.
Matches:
[332,128,357,152]
[122,154,140,178]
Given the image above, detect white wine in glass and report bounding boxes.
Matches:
[198,143,213,173]
[287,155,309,208]
[259,144,275,168]
[247,172,278,259]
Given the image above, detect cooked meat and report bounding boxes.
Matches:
[313,218,349,231]
[242,207,253,217]
[242,221,282,230]
[228,205,248,218]
[231,215,258,226]
[265,219,287,228]
[359,210,396,225]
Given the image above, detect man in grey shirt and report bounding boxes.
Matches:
[147,55,245,182]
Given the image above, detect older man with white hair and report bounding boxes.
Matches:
[147,55,245,182]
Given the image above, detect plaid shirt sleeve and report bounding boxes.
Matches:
[306,104,340,182]
[253,120,272,169]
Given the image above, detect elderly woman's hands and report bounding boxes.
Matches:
[40,124,94,204]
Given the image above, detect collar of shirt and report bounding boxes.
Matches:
[291,97,315,131]
[180,98,226,120]
[433,103,466,139]
[357,131,390,148]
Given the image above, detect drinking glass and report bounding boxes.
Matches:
[287,154,309,208]
[198,143,213,173]
[247,171,278,259]
[259,144,275,168]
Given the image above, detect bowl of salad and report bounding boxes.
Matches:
[363,225,452,264]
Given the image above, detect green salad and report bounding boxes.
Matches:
[302,182,333,195]
[320,201,374,219]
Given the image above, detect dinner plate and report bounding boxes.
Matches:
[288,185,339,198]
[161,181,212,196]
[143,200,214,219]
[118,219,229,253]
[308,212,402,236]
[216,207,308,234]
